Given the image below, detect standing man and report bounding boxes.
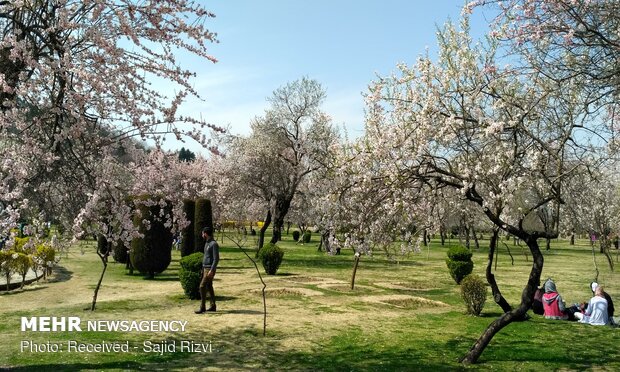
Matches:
[195,226,220,314]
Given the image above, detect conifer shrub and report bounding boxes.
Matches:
[302,231,311,243]
[460,274,487,316]
[112,241,128,264]
[446,245,473,284]
[130,196,174,279]
[181,199,195,257]
[292,230,300,242]
[179,252,204,299]
[259,243,284,275]
[193,198,213,253]
[97,234,109,255]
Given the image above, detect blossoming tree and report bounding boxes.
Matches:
[220,78,339,249]
[326,13,612,363]
[0,0,223,237]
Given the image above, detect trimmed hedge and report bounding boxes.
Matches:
[112,241,129,264]
[292,230,300,241]
[259,243,284,275]
[302,231,312,243]
[181,199,195,257]
[179,252,204,299]
[446,246,473,284]
[97,235,109,255]
[130,196,174,279]
[193,198,213,254]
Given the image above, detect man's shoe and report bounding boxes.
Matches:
[195,308,206,314]
[206,305,216,312]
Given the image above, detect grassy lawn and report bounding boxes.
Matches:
[0,233,618,371]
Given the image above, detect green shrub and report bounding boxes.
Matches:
[179,252,204,299]
[35,243,56,277]
[460,274,487,316]
[193,198,213,254]
[446,246,474,284]
[0,250,16,290]
[13,237,31,252]
[112,241,128,264]
[97,235,109,255]
[447,245,473,261]
[13,252,33,289]
[292,230,300,241]
[259,243,284,275]
[302,231,311,243]
[181,199,195,257]
[130,196,174,279]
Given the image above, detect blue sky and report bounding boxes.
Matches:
[170,1,491,154]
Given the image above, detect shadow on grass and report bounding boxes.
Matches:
[223,309,264,315]
[47,266,73,283]
[0,286,50,296]
[2,361,146,372]
[4,322,618,371]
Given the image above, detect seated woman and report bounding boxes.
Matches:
[590,282,614,321]
[575,286,609,325]
[542,279,569,320]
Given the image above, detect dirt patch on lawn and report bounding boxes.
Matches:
[362,294,449,309]
[250,287,324,297]
[374,281,440,291]
[316,283,375,293]
[284,275,327,284]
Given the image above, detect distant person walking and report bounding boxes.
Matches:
[195,226,220,314]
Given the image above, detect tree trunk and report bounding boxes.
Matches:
[351,254,360,290]
[461,235,544,364]
[486,228,513,313]
[570,231,575,245]
[422,230,428,247]
[472,226,480,250]
[546,237,551,251]
[462,223,470,249]
[126,259,133,275]
[440,226,446,246]
[257,209,272,253]
[91,243,110,311]
[270,198,291,244]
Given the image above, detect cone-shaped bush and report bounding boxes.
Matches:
[181,199,195,257]
[292,230,300,242]
[194,198,213,253]
[130,196,174,278]
[179,252,204,299]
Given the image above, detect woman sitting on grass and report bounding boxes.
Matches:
[574,286,609,325]
[542,279,569,320]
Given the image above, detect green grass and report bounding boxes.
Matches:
[1,233,618,371]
